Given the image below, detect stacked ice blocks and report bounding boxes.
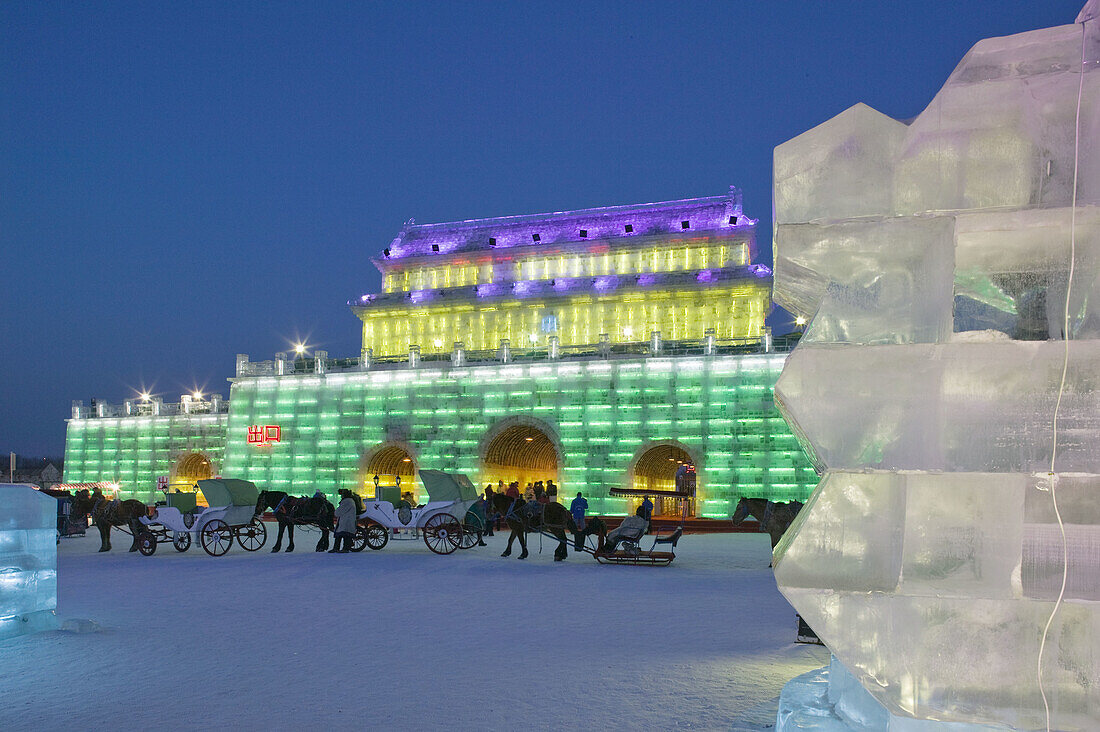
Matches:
[0,485,58,640]
[772,3,1100,729]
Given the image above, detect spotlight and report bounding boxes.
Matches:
[294,343,306,355]
[192,391,203,400]
[795,316,807,327]
[140,392,151,402]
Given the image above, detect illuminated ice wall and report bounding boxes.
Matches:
[221,354,814,515]
[773,4,1099,729]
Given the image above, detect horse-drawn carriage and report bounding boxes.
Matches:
[136,478,267,557]
[354,470,483,555]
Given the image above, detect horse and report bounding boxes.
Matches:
[732,497,804,565]
[69,489,149,552]
[487,493,579,561]
[254,490,337,552]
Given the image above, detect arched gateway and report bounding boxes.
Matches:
[480,418,561,492]
[629,442,698,516]
[361,443,418,500]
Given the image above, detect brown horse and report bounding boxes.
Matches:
[70,489,149,552]
[732,497,803,565]
[487,494,578,561]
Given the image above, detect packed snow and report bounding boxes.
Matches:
[0,528,827,731]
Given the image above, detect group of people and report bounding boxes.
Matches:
[474,480,658,555]
[330,478,658,556]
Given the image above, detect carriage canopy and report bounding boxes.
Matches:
[419,470,478,503]
[197,479,259,508]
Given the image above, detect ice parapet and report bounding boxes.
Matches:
[0,485,58,641]
[773,5,1100,730]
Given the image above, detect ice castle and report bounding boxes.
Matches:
[63,189,818,517]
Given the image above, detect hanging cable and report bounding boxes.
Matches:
[1036,17,1087,732]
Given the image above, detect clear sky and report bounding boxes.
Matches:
[1,1,1086,456]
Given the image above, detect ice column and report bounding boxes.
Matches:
[772,4,1100,730]
[0,485,58,640]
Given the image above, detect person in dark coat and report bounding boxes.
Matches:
[570,492,589,551]
[483,486,496,535]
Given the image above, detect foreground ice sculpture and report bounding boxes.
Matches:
[773,3,1099,730]
[0,485,57,640]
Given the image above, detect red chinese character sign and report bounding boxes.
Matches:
[247,424,282,446]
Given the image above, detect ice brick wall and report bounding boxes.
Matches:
[221,354,816,515]
[0,485,57,641]
[63,414,228,503]
[773,5,1099,730]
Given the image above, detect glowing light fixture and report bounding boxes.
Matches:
[192,391,203,400]
[795,316,807,327]
[140,392,151,402]
[294,343,306,355]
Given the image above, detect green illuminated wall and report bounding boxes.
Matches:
[62,414,228,503]
[220,353,816,516]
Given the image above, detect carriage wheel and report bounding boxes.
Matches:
[200,519,233,557]
[350,525,368,553]
[236,518,267,552]
[422,514,462,555]
[173,532,192,552]
[137,531,157,556]
[460,513,484,550]
[364,523,389,550]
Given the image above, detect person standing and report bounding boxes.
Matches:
[331,488,357,553]
[570,491,588,530]
[546,479,558,502]
[641,495,654,521]
[505,482,520,499]
[483,485,496,536]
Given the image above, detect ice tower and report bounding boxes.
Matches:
[773,3,1099,730]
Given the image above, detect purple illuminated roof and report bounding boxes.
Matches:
[379,187,755,263]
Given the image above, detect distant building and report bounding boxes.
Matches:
[10,460,63,491]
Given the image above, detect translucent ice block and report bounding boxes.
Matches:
[0,485,58,641]
[775,471,1100,730]
[771,5,1100,730]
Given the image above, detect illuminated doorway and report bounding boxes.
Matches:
[482,421,560,494]
[362,444,418,503]
[630,443,697,516]
[171,451,215,506]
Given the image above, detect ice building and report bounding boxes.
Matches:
[64,189,818,516]
[773,3,1099,730]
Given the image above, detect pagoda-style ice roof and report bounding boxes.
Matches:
[380,187,755,263]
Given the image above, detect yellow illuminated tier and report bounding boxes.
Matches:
[357,282,769,357]
[381,239,750,293]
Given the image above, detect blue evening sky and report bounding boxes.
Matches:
[1,1,1086,455]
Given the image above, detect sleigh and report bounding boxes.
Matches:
[594,485,689,566]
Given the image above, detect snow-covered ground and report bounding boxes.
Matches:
[1,529,828,731]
